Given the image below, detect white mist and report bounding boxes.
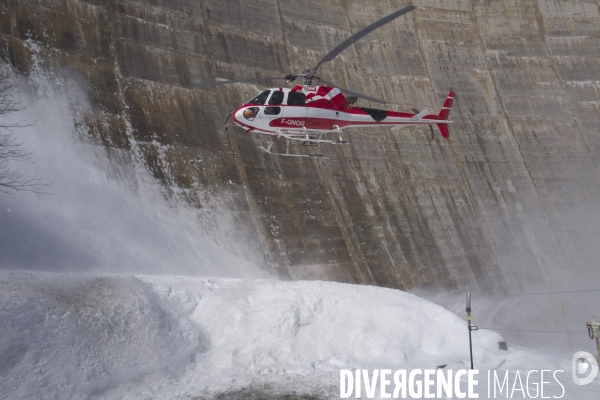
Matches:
[0,66,267,279]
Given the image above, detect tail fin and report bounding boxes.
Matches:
[436,91,455,140]
[437,123,451,140]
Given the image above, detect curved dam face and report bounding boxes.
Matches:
[1,0,600,294]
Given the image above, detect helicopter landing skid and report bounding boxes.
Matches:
[278,131,350,146]
[257,141,328,159]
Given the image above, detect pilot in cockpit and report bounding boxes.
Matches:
[269,90,284,105]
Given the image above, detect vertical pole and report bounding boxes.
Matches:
[591,317,600,364]
[467,292,474,370]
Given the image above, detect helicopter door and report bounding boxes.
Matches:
[281,91,307,129]
[260,90,285,126]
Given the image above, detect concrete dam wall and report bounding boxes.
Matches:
[1,0,600,294]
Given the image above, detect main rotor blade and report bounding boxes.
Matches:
[316,78,388,104]
[190,77,287,88]
[310,4,415,75]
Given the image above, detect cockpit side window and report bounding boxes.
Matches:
[287,92,306,106]
[247,90,271,105]
[268,90,285,105]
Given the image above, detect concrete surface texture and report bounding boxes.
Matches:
[1,0,599,293]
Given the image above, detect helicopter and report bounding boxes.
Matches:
[190,4,454,159]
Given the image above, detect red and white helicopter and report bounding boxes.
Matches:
[191,4,455,159]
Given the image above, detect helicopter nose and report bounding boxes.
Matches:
[234,110,249,130]
[234,108,244,122]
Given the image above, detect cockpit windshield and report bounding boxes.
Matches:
[247,90,271,105]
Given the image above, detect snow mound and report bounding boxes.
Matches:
[184,278,503,373]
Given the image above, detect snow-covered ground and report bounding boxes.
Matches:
[1,271,597,399]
